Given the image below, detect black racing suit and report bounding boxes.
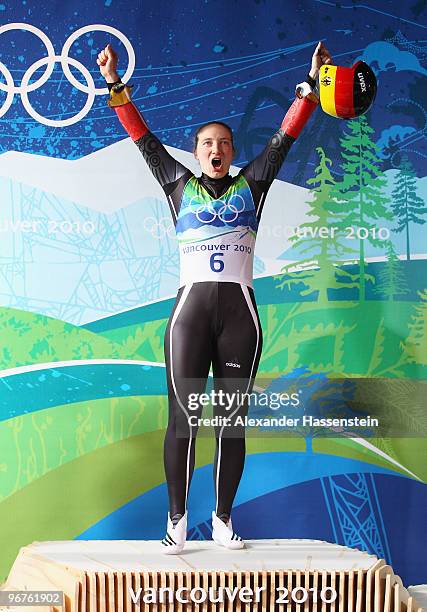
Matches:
[109,85,317,517]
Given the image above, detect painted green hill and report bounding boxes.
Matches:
[258,299,425,378]
[1,428,423,584]
[0,307,162,370]
[0,307,120,370]
[90,299,426,379]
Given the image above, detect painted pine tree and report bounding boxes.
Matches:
[374,241,409,301]
[403,289,427,366]
[391,155,427,261]
[276,147,354,304]
[333,115,391,301]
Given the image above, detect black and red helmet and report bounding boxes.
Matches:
[318,61,377,119]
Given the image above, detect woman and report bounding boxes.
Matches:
[97,41,331,554]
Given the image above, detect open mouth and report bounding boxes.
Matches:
[211,158,222,169]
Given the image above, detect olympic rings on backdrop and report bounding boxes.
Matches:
[0,61,15,118]
[21,56,95,128]
[0,22,135,127]
[61,25,135,95]
[144,217,175,239]
[0,24,56,94]
[191,194,246,224]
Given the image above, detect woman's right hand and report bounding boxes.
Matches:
[97,44,120,82]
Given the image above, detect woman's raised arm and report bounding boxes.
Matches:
[97,44,191,198]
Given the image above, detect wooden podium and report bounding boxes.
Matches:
[1,540,424,611]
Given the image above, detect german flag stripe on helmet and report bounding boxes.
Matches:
[319,64,338,117]
[319,61,377,120]
[335,65,356,119]
[352,61,378,116]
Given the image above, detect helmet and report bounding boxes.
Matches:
[318,61,377,119]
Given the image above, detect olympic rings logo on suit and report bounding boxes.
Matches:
[144,216,175,239]
[0,23,135,127]
[190,194,246,224]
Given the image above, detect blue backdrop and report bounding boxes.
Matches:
[0,0,426,588]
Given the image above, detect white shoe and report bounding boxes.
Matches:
[161,512,187,554]
[211,511,245,549]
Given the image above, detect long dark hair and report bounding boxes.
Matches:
[193,121,235,151]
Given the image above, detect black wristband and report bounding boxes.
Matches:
[107,80,123,92]
[306,74,317,89]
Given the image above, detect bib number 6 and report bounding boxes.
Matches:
[210,252,224,273]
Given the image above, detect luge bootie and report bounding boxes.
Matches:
[161,512,187,554]
[211,511,244,549]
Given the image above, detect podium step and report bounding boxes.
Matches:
[1,539,424,612]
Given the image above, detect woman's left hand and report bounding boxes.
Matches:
[309,41,332,80]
